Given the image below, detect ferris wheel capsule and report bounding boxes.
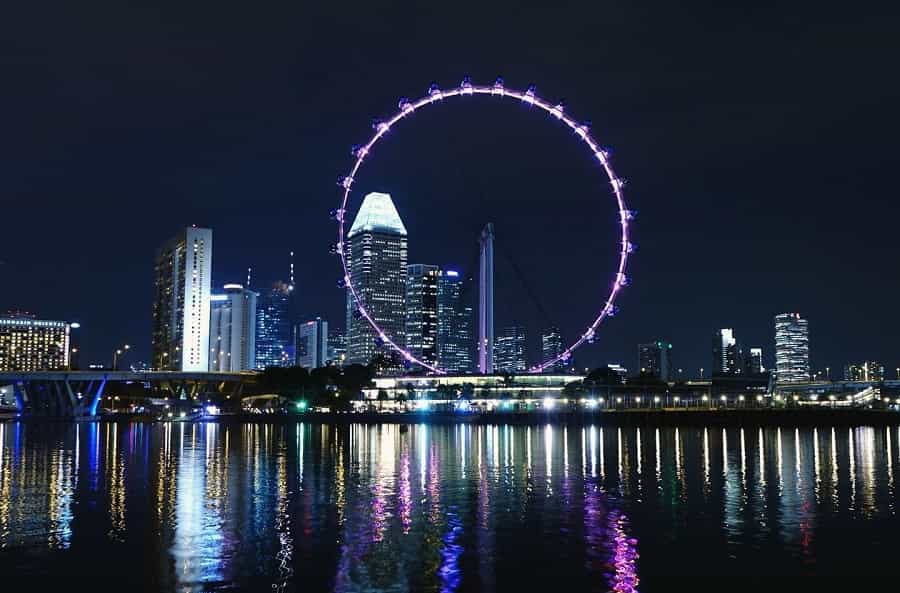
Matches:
[428,83,443,99]
[523,84,537,104]
[492,77,505,95]
[550,101,565,118]
[460,76,474,94]
[398,97,414,113]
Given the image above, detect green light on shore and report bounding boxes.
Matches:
[296,401,308,411]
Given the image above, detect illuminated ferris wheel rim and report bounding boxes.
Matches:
[334,77,634,375]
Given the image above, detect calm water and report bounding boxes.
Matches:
[1,421,899,592]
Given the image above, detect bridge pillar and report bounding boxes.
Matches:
[88,377,108,416]
[12,381,27,413]
[63,379,79,417]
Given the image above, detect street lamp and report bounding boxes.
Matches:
[112,344,131,370]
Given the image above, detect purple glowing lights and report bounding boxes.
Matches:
[336,78,633,374]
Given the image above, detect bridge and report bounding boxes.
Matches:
[0,371,258,418]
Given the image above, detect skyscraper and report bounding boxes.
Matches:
[712,328,740,375]
[255,281,293,369]
[746,347,765,374]
[0,312,72,371]
[327,331,347,368]
[638,340,673,381]
[152,226,212,371]
[541,327,565,373]
[209,284,257,371]
[843,361,884,382]
[437,269,474,374]
[295,318,329,369]
[345,192,408,368]
[774,313,810,383]
[406,264,440,367]
[495,325,526,373]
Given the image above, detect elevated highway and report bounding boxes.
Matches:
[0,370,258,417]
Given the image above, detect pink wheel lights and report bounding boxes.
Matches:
[336,77,633,374]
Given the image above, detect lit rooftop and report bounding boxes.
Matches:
[348,192,407,237]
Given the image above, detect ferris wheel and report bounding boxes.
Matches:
[332,77,634,374]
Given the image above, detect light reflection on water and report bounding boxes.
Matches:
[0,422,899,591]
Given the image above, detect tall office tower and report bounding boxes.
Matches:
[712,328,740,375]
[328,331,347,368]
[152,226,212,371]
[745,347,765,374]
[295,318,329,369]
[0,312,72,371]
[478,223,495,374]
[774,313,810,383]
[638,340,673,381]
[209,284,257,371]
[406,264,440,367]
[495,325,527,373]
[843,361,884,382]
[541,327,566,373]
[437,269,474,374]
[345,192,408,369]
[255,281,293,369]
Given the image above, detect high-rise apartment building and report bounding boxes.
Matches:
[345,192,408,369]
[843,361,884,382]
[152,226,212,371]
[638,340,673,381]
[328,331,347,368]
[437,270,474,374]
[541,327,566,373]
[255,281,293,369]
[209,284,257,371]
[296,318,329,369]
[746,347,764,374]
[774,313,810,383]
[0,313,72,371]
[712,328,740,375]
[406,264,440,367]
[495,325,527,373]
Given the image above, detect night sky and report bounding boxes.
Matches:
[2,1,897,375]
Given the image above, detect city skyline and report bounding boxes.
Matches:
[2,4,896,376]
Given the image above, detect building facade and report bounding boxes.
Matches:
[774,313,810,383]
[255,281,294,369]
[295,318,329,369]
[843,361,884,382]
[209,284,257,371]
[712,328,740,375]
[0,313,72,371]
[152,227,212,371]
[746,347,764,375]
[345,192,408,369]
[406,264,440,367]
[495,325,527,373]
[328,331,347,368]
[638,340,673,381]
[437,270,474,374]
[541,327,566,373]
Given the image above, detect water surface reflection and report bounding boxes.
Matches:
[1,422,899,591]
